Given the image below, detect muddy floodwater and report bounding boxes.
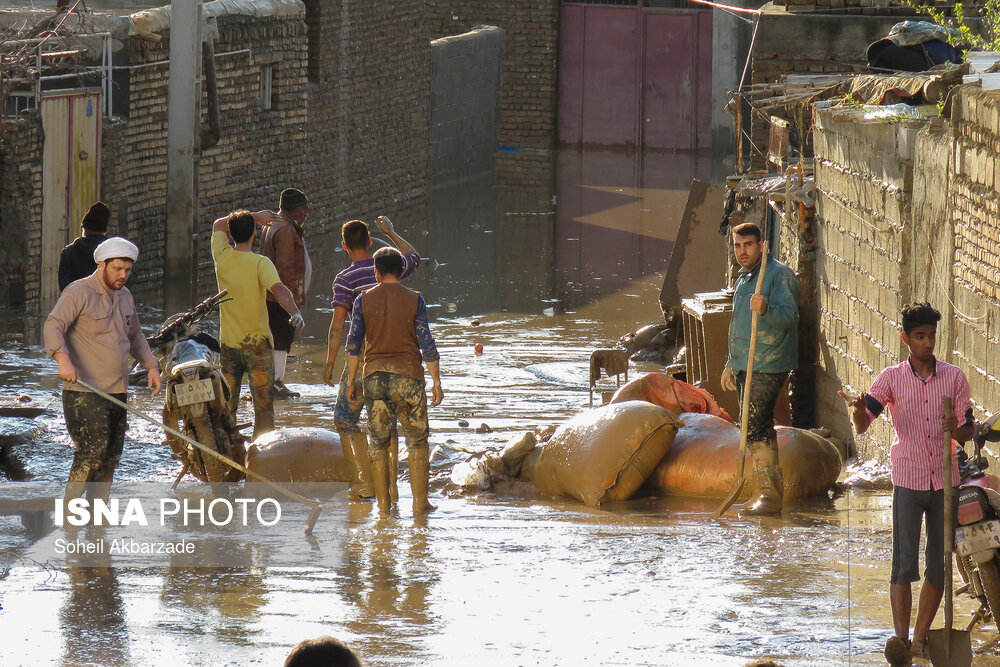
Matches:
[3,150,1000,666]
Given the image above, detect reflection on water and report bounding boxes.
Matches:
[6,147,1000,665]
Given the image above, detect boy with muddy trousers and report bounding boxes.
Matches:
[344,247,443,517]
[323,216,420,501]
[720,222,799,515]
[841,303,973,665]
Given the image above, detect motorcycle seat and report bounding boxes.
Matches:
[172,358,213,375]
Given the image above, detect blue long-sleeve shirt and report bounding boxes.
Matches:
[726,256,799,374]
[345,292,440,363]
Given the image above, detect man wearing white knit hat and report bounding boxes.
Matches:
[44,236,161,507]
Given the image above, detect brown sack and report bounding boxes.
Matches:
[247,427,351,483]
[643,413,842,500]
[532,401,681,506]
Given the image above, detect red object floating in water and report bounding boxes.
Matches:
[475,344,484,355]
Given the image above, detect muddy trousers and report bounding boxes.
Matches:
[735,371,788,514]
[63,390,127,501]
[363,371,434,515]
[334,364,399,500]
[221,340,274,438]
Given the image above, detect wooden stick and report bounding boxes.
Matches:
[714,241,770,519]
[74,379,322,535]
[943,395,955,660]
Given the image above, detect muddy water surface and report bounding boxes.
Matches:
[3,150,1000,666]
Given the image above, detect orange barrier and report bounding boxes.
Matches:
[610,372,732,421]
[643,413,842,500]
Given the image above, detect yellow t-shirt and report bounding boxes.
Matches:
[211,231,281,348]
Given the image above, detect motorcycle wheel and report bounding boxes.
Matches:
[193,414,228,483]
[978,555,1000,624]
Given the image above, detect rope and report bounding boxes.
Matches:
[816,187,895,235]
[688,0,762,14]
[927,245,991,324]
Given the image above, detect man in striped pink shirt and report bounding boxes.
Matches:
[842,303,973,665]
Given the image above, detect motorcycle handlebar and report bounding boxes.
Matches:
[148,290,229,348]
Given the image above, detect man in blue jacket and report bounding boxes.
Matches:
[720,222,799,515]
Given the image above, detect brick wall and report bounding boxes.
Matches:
[301,0,430,244]
[427,0,559,150]
[0,115,43,307]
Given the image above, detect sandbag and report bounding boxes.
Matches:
[532,401,681,506]
[643,413,842,500]
[610,373,732,421]
[247,427,351,483]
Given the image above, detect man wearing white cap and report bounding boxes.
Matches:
[44,237,162,505]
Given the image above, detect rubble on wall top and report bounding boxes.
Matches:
[132,0,304,37]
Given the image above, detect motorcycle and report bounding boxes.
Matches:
[145,290,247,486]
[953,414,1000,630]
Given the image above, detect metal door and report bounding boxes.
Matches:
[558,3,713,151]
[40,88,102,306]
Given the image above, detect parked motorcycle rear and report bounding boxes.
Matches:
[132,291,246,489]
[954,414,1000,632]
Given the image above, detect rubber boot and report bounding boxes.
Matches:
[341,433,374,500]
[388,432,400,503]
[408,448,437,514]
[370,448,392,518]
[740,442,784,516]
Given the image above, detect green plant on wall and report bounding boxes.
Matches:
[902,0,1000,50]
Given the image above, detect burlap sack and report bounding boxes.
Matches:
[532,401,681,506]
[643,413,842,500]
[247,427,351,483]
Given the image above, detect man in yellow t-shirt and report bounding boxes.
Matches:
[211,210,304,437]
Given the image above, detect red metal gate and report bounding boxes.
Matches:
[558,2,713,151]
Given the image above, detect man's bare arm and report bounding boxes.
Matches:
[323,306,349,385]
[426,359,443,406]
[375,216,416,255]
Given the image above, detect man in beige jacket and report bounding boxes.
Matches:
[44,237,162,506]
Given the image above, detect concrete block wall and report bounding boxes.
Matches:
[427,27,504,313]
[427,0,559,150]
[811,106,916,458]
[750,12,906,169]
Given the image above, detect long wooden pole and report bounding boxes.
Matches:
[74,379,322,535]
[942,395,954,661]
[714,241,769,519]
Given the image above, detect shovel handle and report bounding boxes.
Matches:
[943,396,954,646]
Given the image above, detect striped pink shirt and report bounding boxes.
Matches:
[865,358,972,490]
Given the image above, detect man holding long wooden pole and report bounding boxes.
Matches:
[720,223,799,515]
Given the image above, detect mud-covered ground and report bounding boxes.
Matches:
[3,150,1000,665]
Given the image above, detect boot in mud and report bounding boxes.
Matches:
[370,448,392,518]
[740,441,783,517]
[341,432,374,500]
[388,432,400,503]
[409,448,437,514]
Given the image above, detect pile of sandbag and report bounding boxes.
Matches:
[609,372,731,421]
[642,413,842,500]
[247,427,351,483]
[450,401,682,507]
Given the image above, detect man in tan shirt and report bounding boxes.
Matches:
[44,237,161,505]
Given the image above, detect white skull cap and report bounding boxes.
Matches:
[94,237,139,263]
